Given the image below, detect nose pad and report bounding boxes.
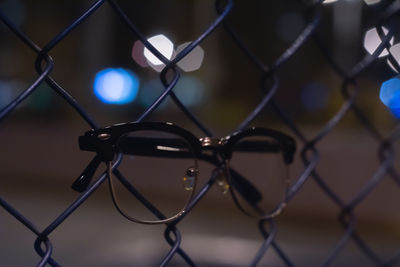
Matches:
[216,169,230,194]
[183,167,197,190]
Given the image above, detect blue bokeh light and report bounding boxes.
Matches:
[0,81,14,109]
[300,81,329,111]
[390,107,400,118]
[94,68,139,104]
[174,76,204,106]
[380,76,400,118]
[138,79,168,109]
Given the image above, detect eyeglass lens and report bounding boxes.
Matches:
[228,135,289,217]
[110,130,198,222]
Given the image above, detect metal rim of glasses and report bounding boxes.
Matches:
[226,160,290,220]
[106,158,199,225]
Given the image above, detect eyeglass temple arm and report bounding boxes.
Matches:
[119,137,196,158]
[118,137,288,157]
[232,140,295,164]
[119,137,295,166]
[71,155,102,192]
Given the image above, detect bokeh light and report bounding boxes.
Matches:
[94,68,139,104]
[0,80,29,109]
[324,0,381,5]
[27,83,52,110]
[363,27,393,58]
[387,43,400,73]
[138,76,204,109]
[390,106,400,118]
[322,0,338,5]
[131,41,149,68]
[176,42,205,72]
[380,76,400,118]
[138,79,167,109]
[380,77,400,108]
[363,0,381,5]
[387,59,397,73]
[276,12,305,42]
[300,82,329,111]
[173,75,205,106]
[143,34,174,66]
[0,81,14,109]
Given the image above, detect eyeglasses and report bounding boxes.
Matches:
[71,121,296,224]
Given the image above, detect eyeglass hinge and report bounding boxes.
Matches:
[200,137,223,147]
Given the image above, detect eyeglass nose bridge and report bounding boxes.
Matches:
[200,136,224,148]
[200,137,231,194]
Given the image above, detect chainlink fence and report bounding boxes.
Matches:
[0,0,400,266]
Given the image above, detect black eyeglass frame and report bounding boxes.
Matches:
[73,121,296,224]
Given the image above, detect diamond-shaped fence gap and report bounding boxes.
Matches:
[22,1,102,49]
[48,196,179,266]
[0,31,36,79]
[104,1,231,131]
[0,122,91,221]
[268,45,342,125]
[373,99,400,129]
[177,235,266,266]
[225,0,308,60]
[73,4,150,123]
[48,185,172,266]
[351,173,400,248]
[354,81,395,128]
[0,37,48,120]
[276,173,349,257]
[271,212,352,266]
[0,205,45,266]
[170,18,265,131]
[330,240,379,267]
[181,221,280,266]
[204,39,287,131]
[172,233,262,266]
[135,73,215,135]
[32,7,119,125]
[112,0,201,37]
[311,126,381,200]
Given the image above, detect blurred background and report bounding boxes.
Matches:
[0,0,400,266]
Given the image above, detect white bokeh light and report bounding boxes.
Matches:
[363,0,381,5]
[322,0,338,4]
[387,59,398,73]
[389,44,400,64]
[324,0,381,5]
[143,34,174,66]
[102,72,125,100]
[363,27,394,58]
[387,43,400,73]
[176,42,204,72]
[131,40,149,68]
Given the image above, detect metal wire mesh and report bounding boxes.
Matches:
[0,0,400,266]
